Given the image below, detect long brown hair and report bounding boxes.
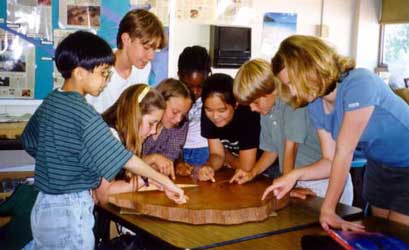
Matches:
[103,84,166,156]
[271,35,355,108]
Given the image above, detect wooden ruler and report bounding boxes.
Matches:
[138,183,199,192]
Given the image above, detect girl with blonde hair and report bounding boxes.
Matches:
[268,35,409,231]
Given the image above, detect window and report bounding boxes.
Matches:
[380,23,409,89]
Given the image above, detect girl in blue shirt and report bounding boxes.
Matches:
[266,35,409,231]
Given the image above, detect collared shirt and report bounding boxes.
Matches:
[143,121,188,160]
[260,98,321,172]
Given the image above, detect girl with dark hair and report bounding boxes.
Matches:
[177,46,212,167]
[197,73,260,182]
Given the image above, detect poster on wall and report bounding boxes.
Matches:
[0,29,36,98]
[260,12,297,59]
[59,0,101,30]
[130,0,169,26]
[6,0,53,41]
[216,0,255,25]
[175,0,217,22]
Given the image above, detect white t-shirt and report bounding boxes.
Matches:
[86,64,151,113]
[184,97,208,148]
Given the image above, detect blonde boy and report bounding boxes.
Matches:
[231,59,353,204]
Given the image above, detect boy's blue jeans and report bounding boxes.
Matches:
[30,190,94,250]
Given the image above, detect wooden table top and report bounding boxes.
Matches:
[99,195,361,249]
[108,169,289,225]
[212,216,409,250]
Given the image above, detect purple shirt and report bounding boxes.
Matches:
[143,121,188,160]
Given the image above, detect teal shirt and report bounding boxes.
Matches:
[259,98,321,172]
[21,89,133,194]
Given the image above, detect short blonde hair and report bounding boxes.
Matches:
[233,59,277,104]
[271,35,355,108]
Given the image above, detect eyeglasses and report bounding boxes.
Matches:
[102,69,113,82]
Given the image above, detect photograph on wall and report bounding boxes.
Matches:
[59,0,101,29]
[0,30,35,98]
[260,12,297,59]
[216,0,255,25]
[130,0,169,26]
[6,0,53,41]
[175,0,217,22]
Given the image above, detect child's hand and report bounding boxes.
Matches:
[320,208,365,232]
[175,161,194,176]
[229,169,254,184]
[198,165,215,182]
[261,171,298,200]
[151,154,175,180]
[164,183,189,204]
[290,187,316,199]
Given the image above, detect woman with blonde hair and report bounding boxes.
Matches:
[267,35,409,231]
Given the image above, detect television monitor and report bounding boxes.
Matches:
[210,25,251,68]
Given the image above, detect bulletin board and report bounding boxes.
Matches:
[0,0,169,100]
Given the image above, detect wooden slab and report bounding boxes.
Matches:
[108,169,289,225]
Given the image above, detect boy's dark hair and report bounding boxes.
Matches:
[117,9,165,49]
[177,46,211,78]
[55,31,114,79]
[202,73,236,106]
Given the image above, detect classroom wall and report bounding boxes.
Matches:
[168,0,381,78]
[0,0,381,168]
[353,0,381,69]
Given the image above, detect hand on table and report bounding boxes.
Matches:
[151,154,175,180]
[320,209,365,232]
[175,161,194,176]
[162,180,189,204]
[261,171,298,200]
[229,169,255,184]
[197,165,215,182]
[290,187,316,199]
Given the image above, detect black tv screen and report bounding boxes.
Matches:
[218,26,251,51]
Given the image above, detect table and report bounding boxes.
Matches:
[0,122,26,150]
[95,196,361,249]
[213,216,409,249]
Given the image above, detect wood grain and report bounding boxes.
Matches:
[98,197,361,249]
[108,169,289,225]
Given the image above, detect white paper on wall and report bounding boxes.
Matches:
[0,29,36,98]
[7,0,52,41]
[130,0,170,26]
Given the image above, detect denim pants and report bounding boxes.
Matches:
[183,147,209,166]
[30,190,95,250]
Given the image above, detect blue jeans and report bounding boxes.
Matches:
[183,147,209,166]
[31,190,94,250]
